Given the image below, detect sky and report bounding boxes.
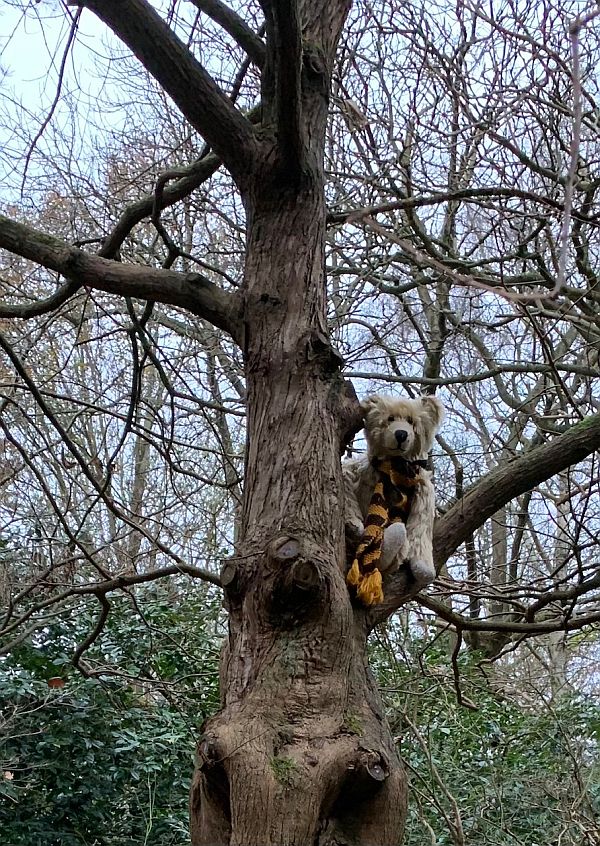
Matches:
[0,2,124,203]
[1,2,113,103]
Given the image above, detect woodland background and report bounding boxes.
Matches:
[0,0,599,843]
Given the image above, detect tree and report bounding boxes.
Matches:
[1,1,600,843]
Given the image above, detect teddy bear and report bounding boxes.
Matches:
[343,394,444,605]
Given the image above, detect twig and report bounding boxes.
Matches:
[21,9,82,195]
[555,6,600,296]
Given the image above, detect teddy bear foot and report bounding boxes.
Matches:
[409,558,436,588]
[380,523,407,571]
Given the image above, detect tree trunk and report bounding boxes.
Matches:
[190,153,407,846]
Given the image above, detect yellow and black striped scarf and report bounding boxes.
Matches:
[346,456,425,606]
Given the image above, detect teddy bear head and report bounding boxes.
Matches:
[360,394,444,460]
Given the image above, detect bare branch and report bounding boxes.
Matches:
[99,106,260,260]
[326,186,595,225]
[188,0,266,67]
[361,218,558,304]
[418,595,600,637]
[271,0,304,174]
[553,8,600,297]
[77,0,259,182]
[71,594,111,675]
[0,214,243,342]
[99,152,221,259]
[0,279,81,319]
[21,9,82,193]
[371,581,600,636]
[0,565,222,654]
[433,412,600,568]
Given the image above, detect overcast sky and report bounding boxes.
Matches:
[0,3,123,202]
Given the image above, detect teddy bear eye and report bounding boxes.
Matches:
[406,416,413,425]
[388,414,395,422]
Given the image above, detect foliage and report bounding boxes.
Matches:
[372,630,600,846]
[3,615,599,845]
[0,587,221,845]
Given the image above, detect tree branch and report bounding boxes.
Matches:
[0,279,81,319]
[99,152,221,259]
[188,0,266,67]
[0,214,243,342]
[371,412,600,624]
[0,564,222,654]
[100,105,261,259]
[433,412,600,567]
[77,0,259,182]
[416,595,600,637]
[72,594,111,675]
[326,186,597,225]
[271,0,304,174]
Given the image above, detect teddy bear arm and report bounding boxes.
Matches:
[342,458,367,534]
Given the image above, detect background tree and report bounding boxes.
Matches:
[0,1,599,844]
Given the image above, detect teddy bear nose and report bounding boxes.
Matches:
[394,429,408,445]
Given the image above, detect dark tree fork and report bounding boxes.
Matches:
[2,2,600,844]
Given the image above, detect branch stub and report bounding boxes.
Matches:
[270,536,301,562]
[220,560,239,589]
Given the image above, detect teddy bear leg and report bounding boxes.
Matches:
[380,522,407,571]
[405,480,436,587]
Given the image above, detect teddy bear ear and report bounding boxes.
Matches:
[359,395,382,417]
[419,395,445,430]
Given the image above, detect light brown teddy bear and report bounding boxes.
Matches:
[343,394,444,605]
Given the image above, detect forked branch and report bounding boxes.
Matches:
[189,0,266,67]
[99,152,222,259]
[0,215,243,342]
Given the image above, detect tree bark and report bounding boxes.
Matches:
[188,4,407,838]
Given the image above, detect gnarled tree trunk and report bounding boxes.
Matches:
[190,16,408,838]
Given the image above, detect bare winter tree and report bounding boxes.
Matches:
[1,1,600,843]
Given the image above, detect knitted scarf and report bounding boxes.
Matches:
[346,456,426,606]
